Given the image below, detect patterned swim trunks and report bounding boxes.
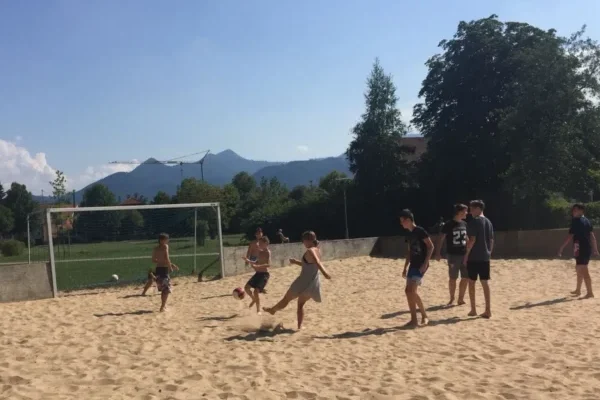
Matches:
[156,275,172,293]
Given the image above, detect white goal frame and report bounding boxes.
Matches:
[45,202,225,297]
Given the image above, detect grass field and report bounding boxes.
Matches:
[0,234,245,291]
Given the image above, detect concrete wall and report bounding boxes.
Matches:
[0,262,54,303]
[375,229,569,259]
[222,237,379,277]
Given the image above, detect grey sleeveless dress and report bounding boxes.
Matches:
[288,253,322,302]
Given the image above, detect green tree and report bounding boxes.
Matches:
[4,182,38,238]
[412,15,600,229]
[74,184,121,242]
[151,191,172,205]
[0,182,5,203]
[0,205,14,238]
[49,170,67,202]
[231,172,256,200]
[319,171,349,195]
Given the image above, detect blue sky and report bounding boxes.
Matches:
[0,0,598,193]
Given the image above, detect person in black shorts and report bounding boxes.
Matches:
[558,203,599,298]
[241,236,271,313]
[400,209,435,328]
[436,204,469,306]
[464,200,494,318]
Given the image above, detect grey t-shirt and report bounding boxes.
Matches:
[467,216,494,262]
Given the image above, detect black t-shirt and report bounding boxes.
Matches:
[405,226,429,267]
[442,219,468,255]
[569,216,594,254]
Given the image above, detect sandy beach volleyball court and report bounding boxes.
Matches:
[2,256,600,399]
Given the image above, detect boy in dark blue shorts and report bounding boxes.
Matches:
[242,236,271,313]
[558,204,599,298]
[400,209,435,328]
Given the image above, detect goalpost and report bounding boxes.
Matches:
[43,202,225,297]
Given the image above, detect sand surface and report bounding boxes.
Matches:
[2,257,600,399]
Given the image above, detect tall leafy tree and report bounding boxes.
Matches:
[412,15,600,228]
[4,183,38,238]
[0,205,14,238]
[49,170,67,203]
[74,184,121,242]
[0,182,5,203]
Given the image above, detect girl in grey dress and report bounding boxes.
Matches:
[263,231,332,329]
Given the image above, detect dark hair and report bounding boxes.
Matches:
[255,227,263,234]
[469,200,485,210]
[259,236,270,245]
[573,203,586,212]
[302,231,319,246]
[399,209,414,221]
[454,203,468,215]
[158,233,169,243]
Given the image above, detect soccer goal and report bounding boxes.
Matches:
[40,202,224,296]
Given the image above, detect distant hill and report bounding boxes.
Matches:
[54,138,427,202]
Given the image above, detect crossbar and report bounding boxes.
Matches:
[49,202,219,213]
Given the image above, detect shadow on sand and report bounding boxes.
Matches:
[509,297,576,311]
[315,316,477,340]
[224,327,296,342]
[380,303,454,319]
[94,310,153,318]
[199,294,231,300]
[199,314,238,322]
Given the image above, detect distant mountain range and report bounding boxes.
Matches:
[34,136,426,204]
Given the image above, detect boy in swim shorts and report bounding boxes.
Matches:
[245,227,267,293]
[242,236,271,313]
[400,209,434,328]
[151,233,178,312]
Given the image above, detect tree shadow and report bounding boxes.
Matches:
[94,310,153,318]
[199,314,238,322]
[381,304,451,319]
[199,294,230,300]
[509,297,575,311]
[224,328,296,342]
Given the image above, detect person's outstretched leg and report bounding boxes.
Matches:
[263,291,296,315]
[142,277,154,295]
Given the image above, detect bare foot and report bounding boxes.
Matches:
[468,310,477,317]
[447,299,455,306]
[402,320,419,329]
[248,300,256,309]
[257,311,262,315]
[262,307,275,315]
[457,300,466,306]
[480,312,491,319]
[571,290,581,296]
[583,293,595,299]
[160,307,167,312]
[421,317,429,326]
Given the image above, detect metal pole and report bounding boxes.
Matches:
[216,204,225,278]
[343,187,349,239]
[46,209,58,298]
[193,208,197,273]
[27,215,31,264]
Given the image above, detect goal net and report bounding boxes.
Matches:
[41,202,224,294]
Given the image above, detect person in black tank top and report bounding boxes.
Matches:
[558,204,599,298]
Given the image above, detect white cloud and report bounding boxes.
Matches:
[296,145,309,153]
[0,139,57,195]
[75,162,137,189]
[0,138,138,195]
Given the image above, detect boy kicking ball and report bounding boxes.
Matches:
[241,236,271,313]
[400,209,434,328]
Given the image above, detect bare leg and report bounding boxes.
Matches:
[160,291,169,312]
[572,266,583,295]
[245,285,255,308]
[480,280,491,318]
[297,296,310,329]
[468,279,477,316]
[263,291,297,315]
[415,292,429,325]
[458,279,468,305]
[253,289,261,313]
[448,278,457,305]
[142,278,153,296]
[580,266,594,298]
[404,281,419,327]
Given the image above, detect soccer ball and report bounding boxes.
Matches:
[111,274,119,282]
[232,287,245,300]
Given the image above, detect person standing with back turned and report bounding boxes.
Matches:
[464,200,494,319]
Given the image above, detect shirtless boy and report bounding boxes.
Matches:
[246,227,267,293]
[147,233,178,312]
[241,236,271,313]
